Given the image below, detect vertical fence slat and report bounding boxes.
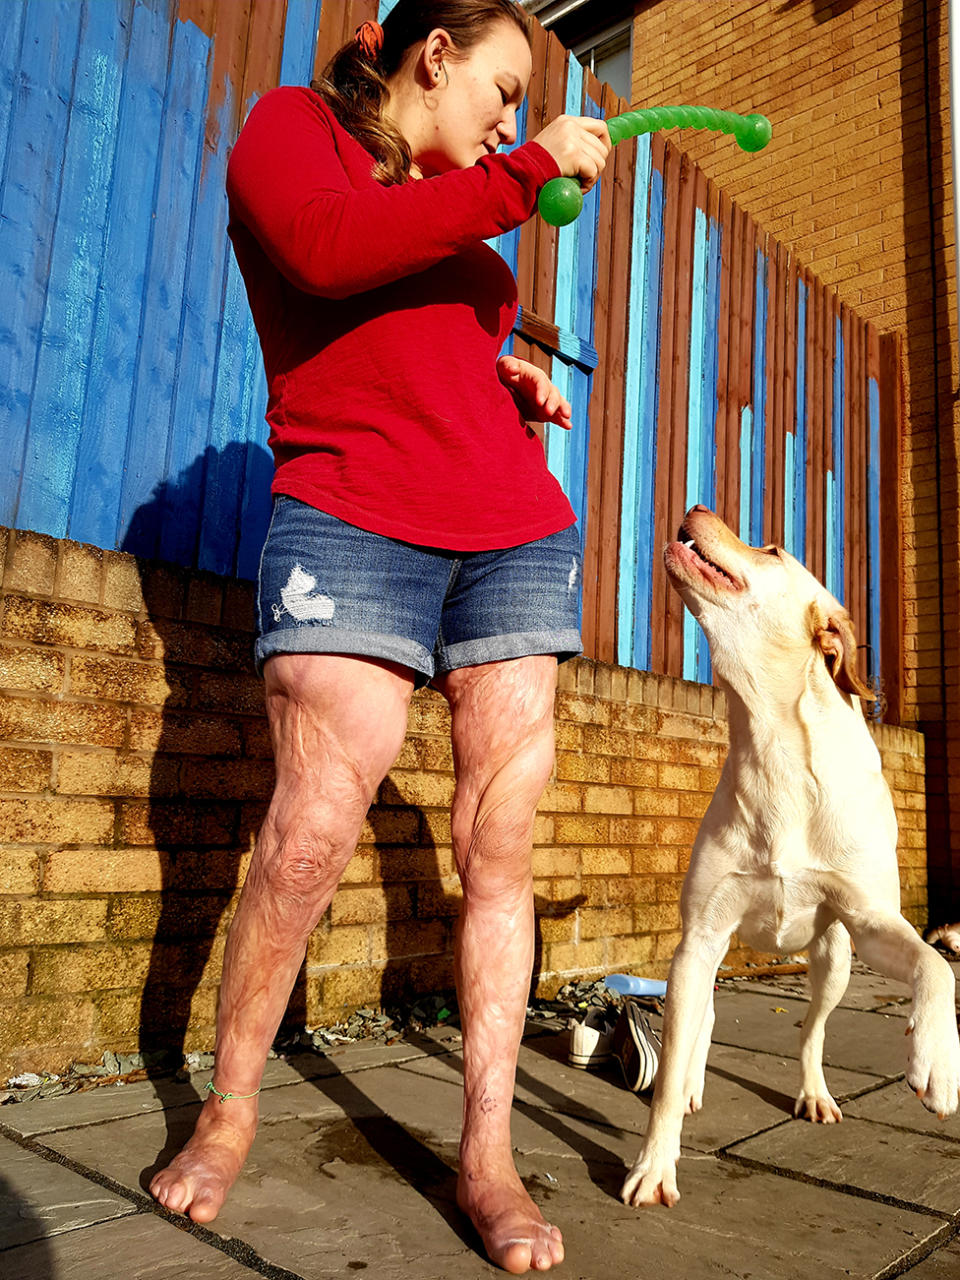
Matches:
[682,165,709,681]
[713,187,733,541]
[0,0,85,527]
[855,307,870,650]
[736,213,756,542]
[764,237,782,546]
[18,0,126,541]
[619,133,662,670]
[879,332,904,723]
[585,80,631,663]
[649,143,682,676]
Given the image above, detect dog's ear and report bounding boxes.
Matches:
[812,608,876,701]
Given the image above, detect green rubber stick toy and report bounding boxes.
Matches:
[538,106,772,227]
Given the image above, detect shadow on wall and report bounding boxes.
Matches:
[119,443,272,1100]
[776,0,863,18]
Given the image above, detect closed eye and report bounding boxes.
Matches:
[762,545,782,558]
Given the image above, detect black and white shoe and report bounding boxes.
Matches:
[611,998,661,1092]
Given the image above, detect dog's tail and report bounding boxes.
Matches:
[924,923,960,955]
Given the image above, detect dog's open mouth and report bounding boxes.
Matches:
[667,523,745,592]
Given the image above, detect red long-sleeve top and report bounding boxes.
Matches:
[225,86,575,550]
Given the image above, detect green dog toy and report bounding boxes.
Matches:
[538,106,772,227]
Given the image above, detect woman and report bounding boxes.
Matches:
[149,3,609,1273]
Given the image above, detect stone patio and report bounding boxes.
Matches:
[2,963,960,1279]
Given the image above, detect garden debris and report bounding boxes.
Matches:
[2,978,664,1106]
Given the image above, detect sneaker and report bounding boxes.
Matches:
[611,999,661,1092]
[567,1006,619,1069]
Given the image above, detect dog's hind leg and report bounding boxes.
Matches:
[795,919,850,1122]
[837,903,960,1118]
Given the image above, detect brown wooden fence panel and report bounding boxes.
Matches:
[4,3,902,717]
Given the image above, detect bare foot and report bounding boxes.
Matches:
[149,1093,258,1222]
[457,1161,564,1274]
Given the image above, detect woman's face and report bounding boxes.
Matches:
[414,21,532,176]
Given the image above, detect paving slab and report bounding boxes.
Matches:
[713,989,911,1077]
[6,979,960,1278]
[843,1080,960,1140]
[727,1115,960,1215]
[727,958,960,1019]
[0,1133,134,1247]
[532,1144,949,1280]
[18,1056,951,1280]
[726,969,912,1014]
[1,1211,260,1280]
[898,1237,960,1278]
[1,1031,463,1139]
[401,1030,877,1153]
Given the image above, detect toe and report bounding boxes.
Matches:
[501,1242,534,1275]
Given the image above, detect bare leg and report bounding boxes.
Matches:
[840,907,960,1117]
[149,654,413,1222]
[434,657,563,1275]
[794,920,850,1122]
[621,927,730,1208]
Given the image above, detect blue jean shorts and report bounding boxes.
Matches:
[255,496,583,686]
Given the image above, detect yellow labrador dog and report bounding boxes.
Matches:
[622,505,960,1209]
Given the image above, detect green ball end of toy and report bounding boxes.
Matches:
[538,177,584,227]
[738,113,772,152]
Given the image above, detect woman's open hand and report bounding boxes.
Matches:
[497,355,573,430]
[531,115,611,194]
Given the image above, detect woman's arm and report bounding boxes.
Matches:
[226,88,559,300]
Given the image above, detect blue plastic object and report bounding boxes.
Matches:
[604,973,668,998]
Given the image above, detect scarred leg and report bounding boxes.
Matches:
[435,656,564,1275]
[794,919,850,1122]
[148,654,413,1222]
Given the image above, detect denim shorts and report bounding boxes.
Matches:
[255,496,583,686]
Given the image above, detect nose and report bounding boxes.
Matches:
[498,109,517,146]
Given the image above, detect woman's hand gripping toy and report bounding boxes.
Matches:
[538,106,772,227]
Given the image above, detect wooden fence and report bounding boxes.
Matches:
[0,0,904,718]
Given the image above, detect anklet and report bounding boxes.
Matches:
[204,1081,261,1103]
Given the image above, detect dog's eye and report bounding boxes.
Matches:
[763,545,781,558]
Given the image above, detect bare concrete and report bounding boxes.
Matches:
[1,969,959,1279]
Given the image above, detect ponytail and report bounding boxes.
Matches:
[312,1,532,185]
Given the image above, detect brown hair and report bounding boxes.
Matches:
[312,1,532,185]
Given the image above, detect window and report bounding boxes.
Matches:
[522,1,635,101]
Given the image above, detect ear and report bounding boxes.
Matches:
[813,609,876,701]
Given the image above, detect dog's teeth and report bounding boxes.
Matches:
[683,539,696,549]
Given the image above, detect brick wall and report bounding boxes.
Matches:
[629,0,960,915]
[0,527,928,1077]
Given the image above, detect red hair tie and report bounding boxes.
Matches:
[355,20,384,60]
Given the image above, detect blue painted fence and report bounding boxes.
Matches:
[0,0,903,712]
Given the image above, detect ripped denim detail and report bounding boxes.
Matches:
[271,563,335,626]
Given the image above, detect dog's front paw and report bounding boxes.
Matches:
[905,1014,960,1118]
[620,1145,680,1208]
[793,1089,843,1123]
